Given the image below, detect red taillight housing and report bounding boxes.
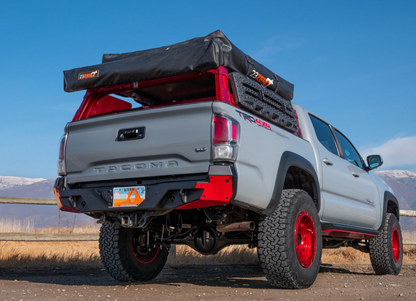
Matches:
[213,116,230,143]
[57,134,67,176]
[212,114,240,162]
[231,123,238,140]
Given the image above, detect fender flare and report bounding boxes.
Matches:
[262,151,320,216]
[378,191,400,231]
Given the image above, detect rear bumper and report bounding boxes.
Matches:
[54,166,236,214]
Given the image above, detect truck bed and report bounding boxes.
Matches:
[65,102,213,184]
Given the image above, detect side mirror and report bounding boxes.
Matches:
[367,155,383,170]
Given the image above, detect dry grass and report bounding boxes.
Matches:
[0,241,101,268]
[0,218,415,268]
[1,242,414,268]
[168,245,259,265]
[0,218,101,268]
[36,224,100,234]
[0,217,35,233]
[171,230,416,265]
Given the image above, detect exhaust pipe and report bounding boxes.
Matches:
[216,221,255,233]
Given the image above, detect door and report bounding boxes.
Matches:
[332,128,379,229]
[309,115,362,226]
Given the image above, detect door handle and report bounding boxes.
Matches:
[366,198,374,204]
[323,158,333,166]
[352,172,360,178]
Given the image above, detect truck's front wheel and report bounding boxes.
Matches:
[99,221,169,282]
[258,189,322,288]
[369,213,403,275]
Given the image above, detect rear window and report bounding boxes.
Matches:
[309,115,339,156]
[118,77,216,106]
[82,75,217,120]
[333,129,363,169]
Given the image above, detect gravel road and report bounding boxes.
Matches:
[1,263,415,301]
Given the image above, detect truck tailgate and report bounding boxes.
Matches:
[65,102,213,184]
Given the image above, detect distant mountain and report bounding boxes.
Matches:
[0,176,55,199]
[376,170,416,231]
[0,176,45,191]
[0,176,93,228]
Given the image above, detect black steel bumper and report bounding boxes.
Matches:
[54,165,236,214]
[54,177,204,214]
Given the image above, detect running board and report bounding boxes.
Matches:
[321,222,378,240]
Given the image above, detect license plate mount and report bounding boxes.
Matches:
[113,186,146,207]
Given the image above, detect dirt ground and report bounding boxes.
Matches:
[0,263,415,301]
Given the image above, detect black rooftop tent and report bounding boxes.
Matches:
[63,30,294,101]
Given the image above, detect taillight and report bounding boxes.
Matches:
[57,134,67,176]
[213,116,230,143]
[212,114,240,162]
[231,123,238,141]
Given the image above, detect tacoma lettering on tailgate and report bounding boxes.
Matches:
[94,160,179,173]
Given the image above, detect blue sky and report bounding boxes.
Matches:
[0,1,415,179]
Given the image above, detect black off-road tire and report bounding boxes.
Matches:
[369,213,403,275]
[258,189,322,289]
[99,221,169,282]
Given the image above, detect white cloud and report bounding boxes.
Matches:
[251,35,303,62]
[362,135,416,168]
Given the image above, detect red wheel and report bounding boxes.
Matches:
[131,233,160,265]
[391,227,400,263]
[294,211,317,268]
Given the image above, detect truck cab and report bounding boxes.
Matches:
[296,105,392,231]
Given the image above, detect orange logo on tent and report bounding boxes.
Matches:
[78,70,100,80]
[249,70,273,87]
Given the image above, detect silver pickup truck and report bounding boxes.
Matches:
[55,31,402,288]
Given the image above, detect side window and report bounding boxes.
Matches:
[309,115,339,156]
[334,129,363,169]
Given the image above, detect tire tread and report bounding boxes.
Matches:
[258,189,321,288]
[99,222,136,282]
[369,213,402,275]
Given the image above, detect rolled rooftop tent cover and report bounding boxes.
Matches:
[63,30,294,100]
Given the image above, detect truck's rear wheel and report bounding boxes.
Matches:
[99,221,169,282]
[369,213,403,275]
[258,189,322,288]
